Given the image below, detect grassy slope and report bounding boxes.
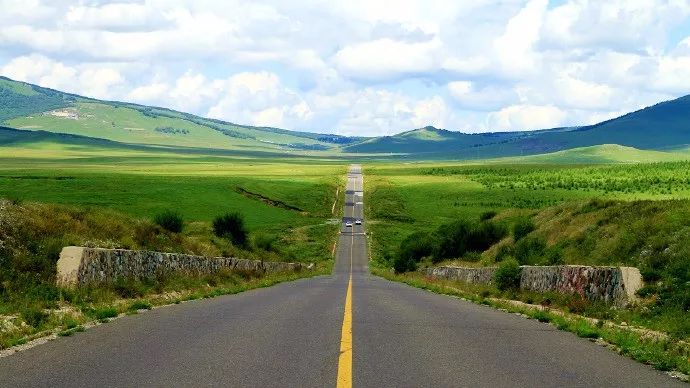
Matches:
[497,144,690,164]
[3,76,690,160]
[0,76,358,154]
[365,159,690,265]
[345,94,690,158]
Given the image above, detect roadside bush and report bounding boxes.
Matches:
[212,212,248,247]
[397,231,435,263]
[433,219,507,262]
[153,210,184,233]
[544,245,565,265]
[93,307,118,320]
[128,300,152,311]
[393,255,417,273]
[494,258,521,291]
[480,210,497,221]
[512,217,535,241]
[513,236,546,265]
[20,306,49,328]
[253,232,278,252]
[133,221,163,248]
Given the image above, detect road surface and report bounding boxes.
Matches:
[0,165,682,387]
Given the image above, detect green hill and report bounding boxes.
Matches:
[2,75,690,160]
[496,144,690,164]
[0,76,362,154]
[343,95,690,158]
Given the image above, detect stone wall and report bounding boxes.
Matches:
[57,246,306,288]
[424,265,642,306]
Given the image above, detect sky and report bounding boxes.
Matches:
[1,0,690,136]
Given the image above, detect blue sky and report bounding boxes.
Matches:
[1,0,690,136]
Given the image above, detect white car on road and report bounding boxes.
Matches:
[345,221,353,227]
[355,219,362,225]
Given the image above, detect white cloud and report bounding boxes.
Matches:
[1,0,690,134]
[207,71,312,128]
[493,0,548,77]
[488,105,567,131]
[0,54,125,99]
[333,38,440,82]
[448,81,519,111]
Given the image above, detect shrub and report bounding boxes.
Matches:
[480,210,497,221]
[512,217,535,241]
[128,300,153,311]
[153,210,184,233]
[514,236,546,265]
[495,244,513,262]
[494,258,521,291]
[253,232,278,252]
[397,231,435,264]
[544,245,565,265]
[433,219,507,262]
[212,212,248,247]
[20,307,49,328]
[133,221,163,248]
[393,255,417,273]
[93,307,118,320]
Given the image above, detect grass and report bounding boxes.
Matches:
[365,159,690,377]
[0,145,345,350]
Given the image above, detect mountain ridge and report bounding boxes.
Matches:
[1,75,689,159]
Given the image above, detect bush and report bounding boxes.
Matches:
[393,255,417,273]
[153,210,184,233]
[212,212,248,247]
[128,300,153,311]
[253,232,278,252]
[20,307,49,328]
[433,219,507,262]
[512,217,535,241]
[494,258,521,291]
[480,210,497,221]
[397,231,435,265]
[93,307,118,320]
[513,236,546,265]
[544,245,565,265]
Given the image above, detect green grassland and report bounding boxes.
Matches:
[0,142,348,348]
[365,157,690,346]
[365,159,690,264]
[0,76,366,155]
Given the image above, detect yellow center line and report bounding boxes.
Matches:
[336,232,354,388]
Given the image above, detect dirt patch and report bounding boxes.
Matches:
[235,187,304,212]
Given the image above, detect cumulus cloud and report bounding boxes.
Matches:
[333,38,441,82]
[1,0,690,135]
[0,54,125,99]
[488,105,567,131]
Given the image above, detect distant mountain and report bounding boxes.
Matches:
[343,95,690,158]
[0,76,363,154]
[1,75,689,160]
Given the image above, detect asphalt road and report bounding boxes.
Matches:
[0,165,682,387]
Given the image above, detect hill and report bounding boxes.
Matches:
[2,75,690,160]
[343,95,690,158]
[496,144,690,164]
[0,77,363,154]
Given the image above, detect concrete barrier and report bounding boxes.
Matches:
[424,265,642,306]
[57,246,306,288]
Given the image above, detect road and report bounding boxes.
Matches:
[0,165,682,387]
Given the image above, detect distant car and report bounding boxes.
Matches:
[345,221,353,227]
[355,219,362,225]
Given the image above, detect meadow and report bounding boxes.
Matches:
[365,159,690,264]
[364,156,690,349]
